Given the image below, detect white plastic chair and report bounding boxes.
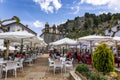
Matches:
[37,53,42,58]
[16,58,24,71]
[0,58,4,61]
[24,58,33,64]
[0,63,3,78]
[60,57,66,62]
[48,58,54,72]
[2,61,17,79]
[64,58,73,73]
[14,58,20,62]
[53,61,63,75]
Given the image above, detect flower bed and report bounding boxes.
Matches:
[75,64,107,80]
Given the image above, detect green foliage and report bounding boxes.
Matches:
[58,12,120,37]
[92,44,114,74]
[13,16,20,23]
[88,72,107,80]
[76,64,90,77]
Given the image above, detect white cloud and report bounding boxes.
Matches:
[33,0,62,13]
[68,1,80,14]
[98,11,109,15]
[80,0,109,5]
[108,0,120,12]
[80,0,120,11]
[33,20,44,28]
[71,6,80,14]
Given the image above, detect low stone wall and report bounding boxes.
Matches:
[69,71,82,80]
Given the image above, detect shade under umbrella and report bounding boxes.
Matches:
[78,35,112,54]
[113,36,120,41]
[0,46,6,50]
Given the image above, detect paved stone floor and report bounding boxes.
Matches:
[0,54,71,80]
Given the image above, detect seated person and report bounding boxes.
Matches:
[66,50,72,60]
[16,52,21,58]
[21,52,26,58]
[56,51,61,57]
[49,50,54,58]
[53,49,61,59]
[77,52,82,63]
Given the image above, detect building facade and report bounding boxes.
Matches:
[40,23,64,44]
[0,22,37,36]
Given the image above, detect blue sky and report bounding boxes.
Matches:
[0,0,120,36]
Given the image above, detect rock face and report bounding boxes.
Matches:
[57,13,120,38]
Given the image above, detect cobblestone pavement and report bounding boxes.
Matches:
[0,54,71,80]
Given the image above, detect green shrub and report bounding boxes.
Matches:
[88,72,107,80]
[92,44,114,74]
[76,64,90,77]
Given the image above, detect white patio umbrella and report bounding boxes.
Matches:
[0,31,35,58]
[23,36,47,48]
[50,38,78,46]
[24,36,43,43]
[78,35,111,42]
[9,46,16,51]
[49,38,78,56]
[0,31,35,41]
[78,35,112,54]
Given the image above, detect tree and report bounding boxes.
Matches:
[0,16,20,59]
[92,44,114,74]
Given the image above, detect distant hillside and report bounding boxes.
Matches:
[58,12,120,39]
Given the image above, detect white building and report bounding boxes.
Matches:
[0,22,37,36]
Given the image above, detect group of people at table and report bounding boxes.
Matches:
[49,48,92,65]
[49,47,120,68]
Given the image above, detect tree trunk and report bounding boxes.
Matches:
[4,40,10,59]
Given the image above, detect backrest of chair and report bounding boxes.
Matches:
[6,61,17,69]
[20,58,24,63]
[71,58,74,63]
[14,58,20,61]
[66,58,73,64]
[48,58,54,66]
[48,58,50,62]
[48,58,53,62]
[60,57,66,62]
[54,61,62,67]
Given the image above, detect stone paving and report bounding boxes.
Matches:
[0,54,71,80]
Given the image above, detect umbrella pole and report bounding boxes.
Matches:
[115,41,118,56]
[30,42,32,55]
[66,44,68,55]
[63,47,64,56]
[79,43,82,53]
[90,41,92,54]
[20,39,23,54]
